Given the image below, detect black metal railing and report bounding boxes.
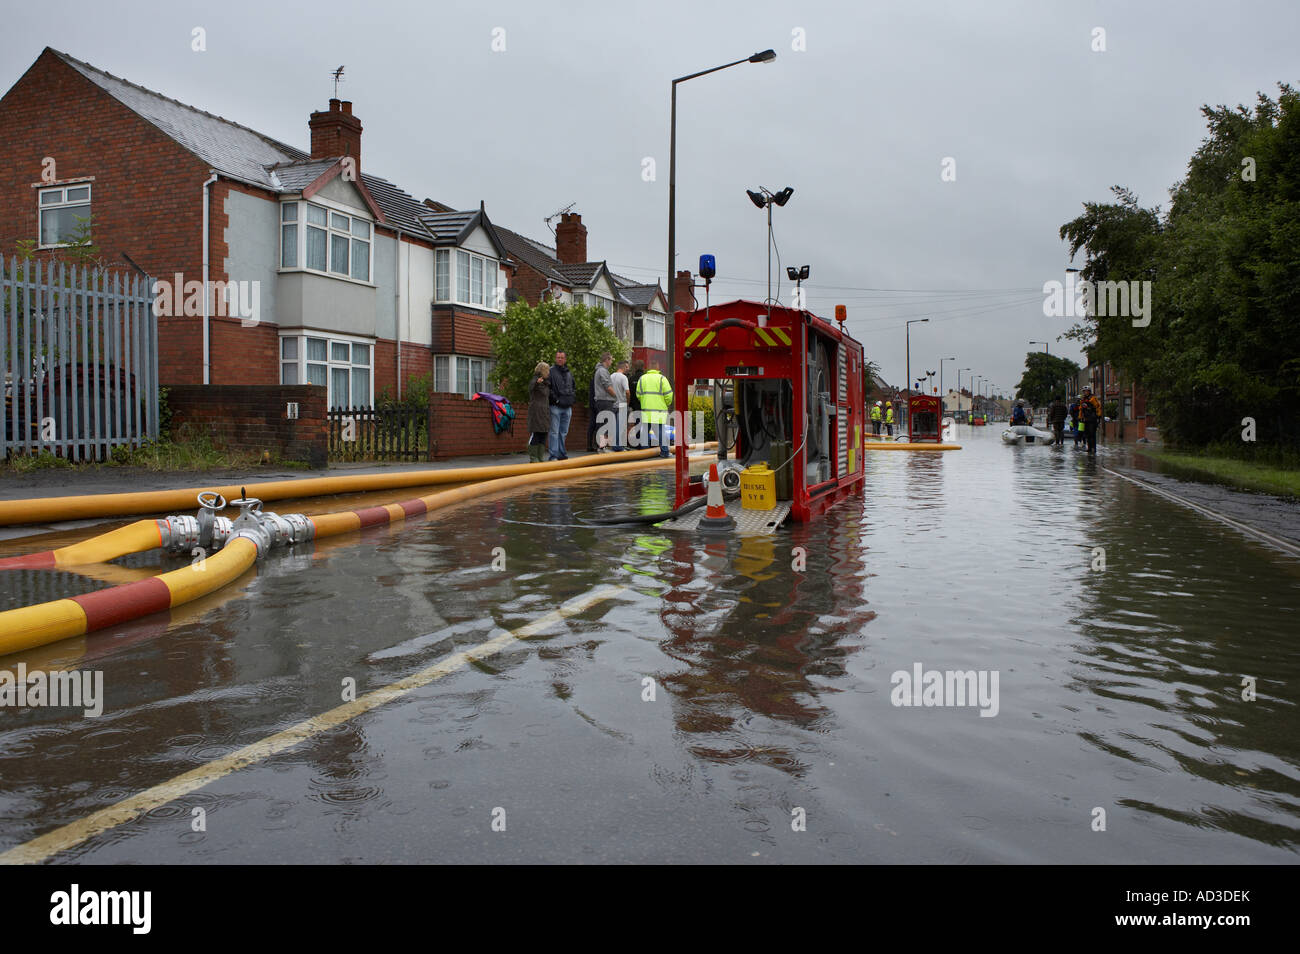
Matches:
[327,405,429,461]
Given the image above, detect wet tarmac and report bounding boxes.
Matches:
[1,428,1297,863]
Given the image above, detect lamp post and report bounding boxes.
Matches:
[747,186,795,326]
[958,366,970,418]
[667,49,776,373]
[786,264,809,309]
[1030,339,1049,354]
[905,317,929,428]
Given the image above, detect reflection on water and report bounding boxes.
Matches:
[0,430,1297,862]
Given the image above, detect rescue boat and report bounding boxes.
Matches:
[1001,424,1055,445]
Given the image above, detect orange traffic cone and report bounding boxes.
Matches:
[698,462,735,532]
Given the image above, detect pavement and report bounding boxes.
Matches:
[1114,452,1300,553]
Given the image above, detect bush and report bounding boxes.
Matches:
[689,395,716,442]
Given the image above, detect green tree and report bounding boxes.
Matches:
[1015,352,1081,406]
[1059,84,1300,448]
[485,299,628,405]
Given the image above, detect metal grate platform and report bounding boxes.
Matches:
[659,498,792,534]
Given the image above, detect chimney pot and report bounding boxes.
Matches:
[341,101,352,115]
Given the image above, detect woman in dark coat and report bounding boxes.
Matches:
[527,361,551,462]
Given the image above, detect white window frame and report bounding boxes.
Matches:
[38,184,92,248]
[634,311,666,350]
[436,248,501,311]
[434,354,496,398]
[279,331,374,408]
[279,199,373,285]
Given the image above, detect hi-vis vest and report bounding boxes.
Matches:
[637,370,673,424]
[871,405,882,421]
[885,406,894,424]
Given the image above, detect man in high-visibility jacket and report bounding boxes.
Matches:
[637,362,675,458]
[870,401,883,435]
[884,401,895,437]
[1079,387,1103,455]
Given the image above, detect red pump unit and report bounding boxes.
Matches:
[673,300,865,522]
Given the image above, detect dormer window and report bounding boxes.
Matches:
[281,200,371,282]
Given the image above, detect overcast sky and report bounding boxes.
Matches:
[5,0,1296,394]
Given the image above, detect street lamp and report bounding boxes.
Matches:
[667,49,777,371]
[957,366,970,418]
[747,186,795,325]
[1030,339,1049,354]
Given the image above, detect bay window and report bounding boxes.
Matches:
[280,333,372,407]
[434,355,496,398]
[281,201,371,282]
[435,248,501,310]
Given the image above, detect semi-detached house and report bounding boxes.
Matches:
[0,48,511,410]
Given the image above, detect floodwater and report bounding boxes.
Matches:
[0,428,1297,863]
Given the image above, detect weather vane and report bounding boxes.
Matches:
[331,66,345,99]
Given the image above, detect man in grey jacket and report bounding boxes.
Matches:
[592,352,617,453]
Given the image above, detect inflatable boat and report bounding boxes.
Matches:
[1001,424,1055,445]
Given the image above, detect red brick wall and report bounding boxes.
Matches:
[0,51,271,388]
[373,338,433,399]
[510,263,552,306]
[168,384,327,466]
[429,392,588,460]
[430,306,500,358]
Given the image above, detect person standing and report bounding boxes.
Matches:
[870,401,882,436]
[611,359,630,452]
[627,359,645,448]
[1048,396,1068,445]
[637,361,674,458]
[1069,398,1082,446]
[884,401,895,437]
[526,361,551,462]
[1080,387,1102,454]
[547,351,576,461]
[592,352,617,453]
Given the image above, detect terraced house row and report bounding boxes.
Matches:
[0,47,679,413]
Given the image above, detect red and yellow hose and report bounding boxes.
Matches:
[0,449,708,657]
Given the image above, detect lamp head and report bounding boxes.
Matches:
[772,186,794,206]
[746,189,767,209]
[749,49,777,63]
[786,266,798,281]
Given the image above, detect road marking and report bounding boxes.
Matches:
[0,585,625,865]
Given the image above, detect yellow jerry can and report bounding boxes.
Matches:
[740,463,777,511]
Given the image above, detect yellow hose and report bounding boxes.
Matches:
[0,449,664,527]
[0,452,702,656]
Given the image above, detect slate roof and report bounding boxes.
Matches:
[613,281,663,310]
[553,262,606,287]
[49,48,449,240]
[493,226,568,284]
[418,210,477,243]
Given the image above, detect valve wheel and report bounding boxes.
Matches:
[197,491,226,511]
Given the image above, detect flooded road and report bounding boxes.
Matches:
[1,428,1298,863]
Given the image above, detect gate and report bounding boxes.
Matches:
[328,405,430,461]
[1,257,158,461]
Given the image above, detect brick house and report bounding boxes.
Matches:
[494,213,675,369]
[0,48,513,410]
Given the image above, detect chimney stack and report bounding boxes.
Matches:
[555,212,588,265]
[309,98,363,168]
[675,270,697,312]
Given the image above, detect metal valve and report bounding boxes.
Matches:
[196,491,226,550]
